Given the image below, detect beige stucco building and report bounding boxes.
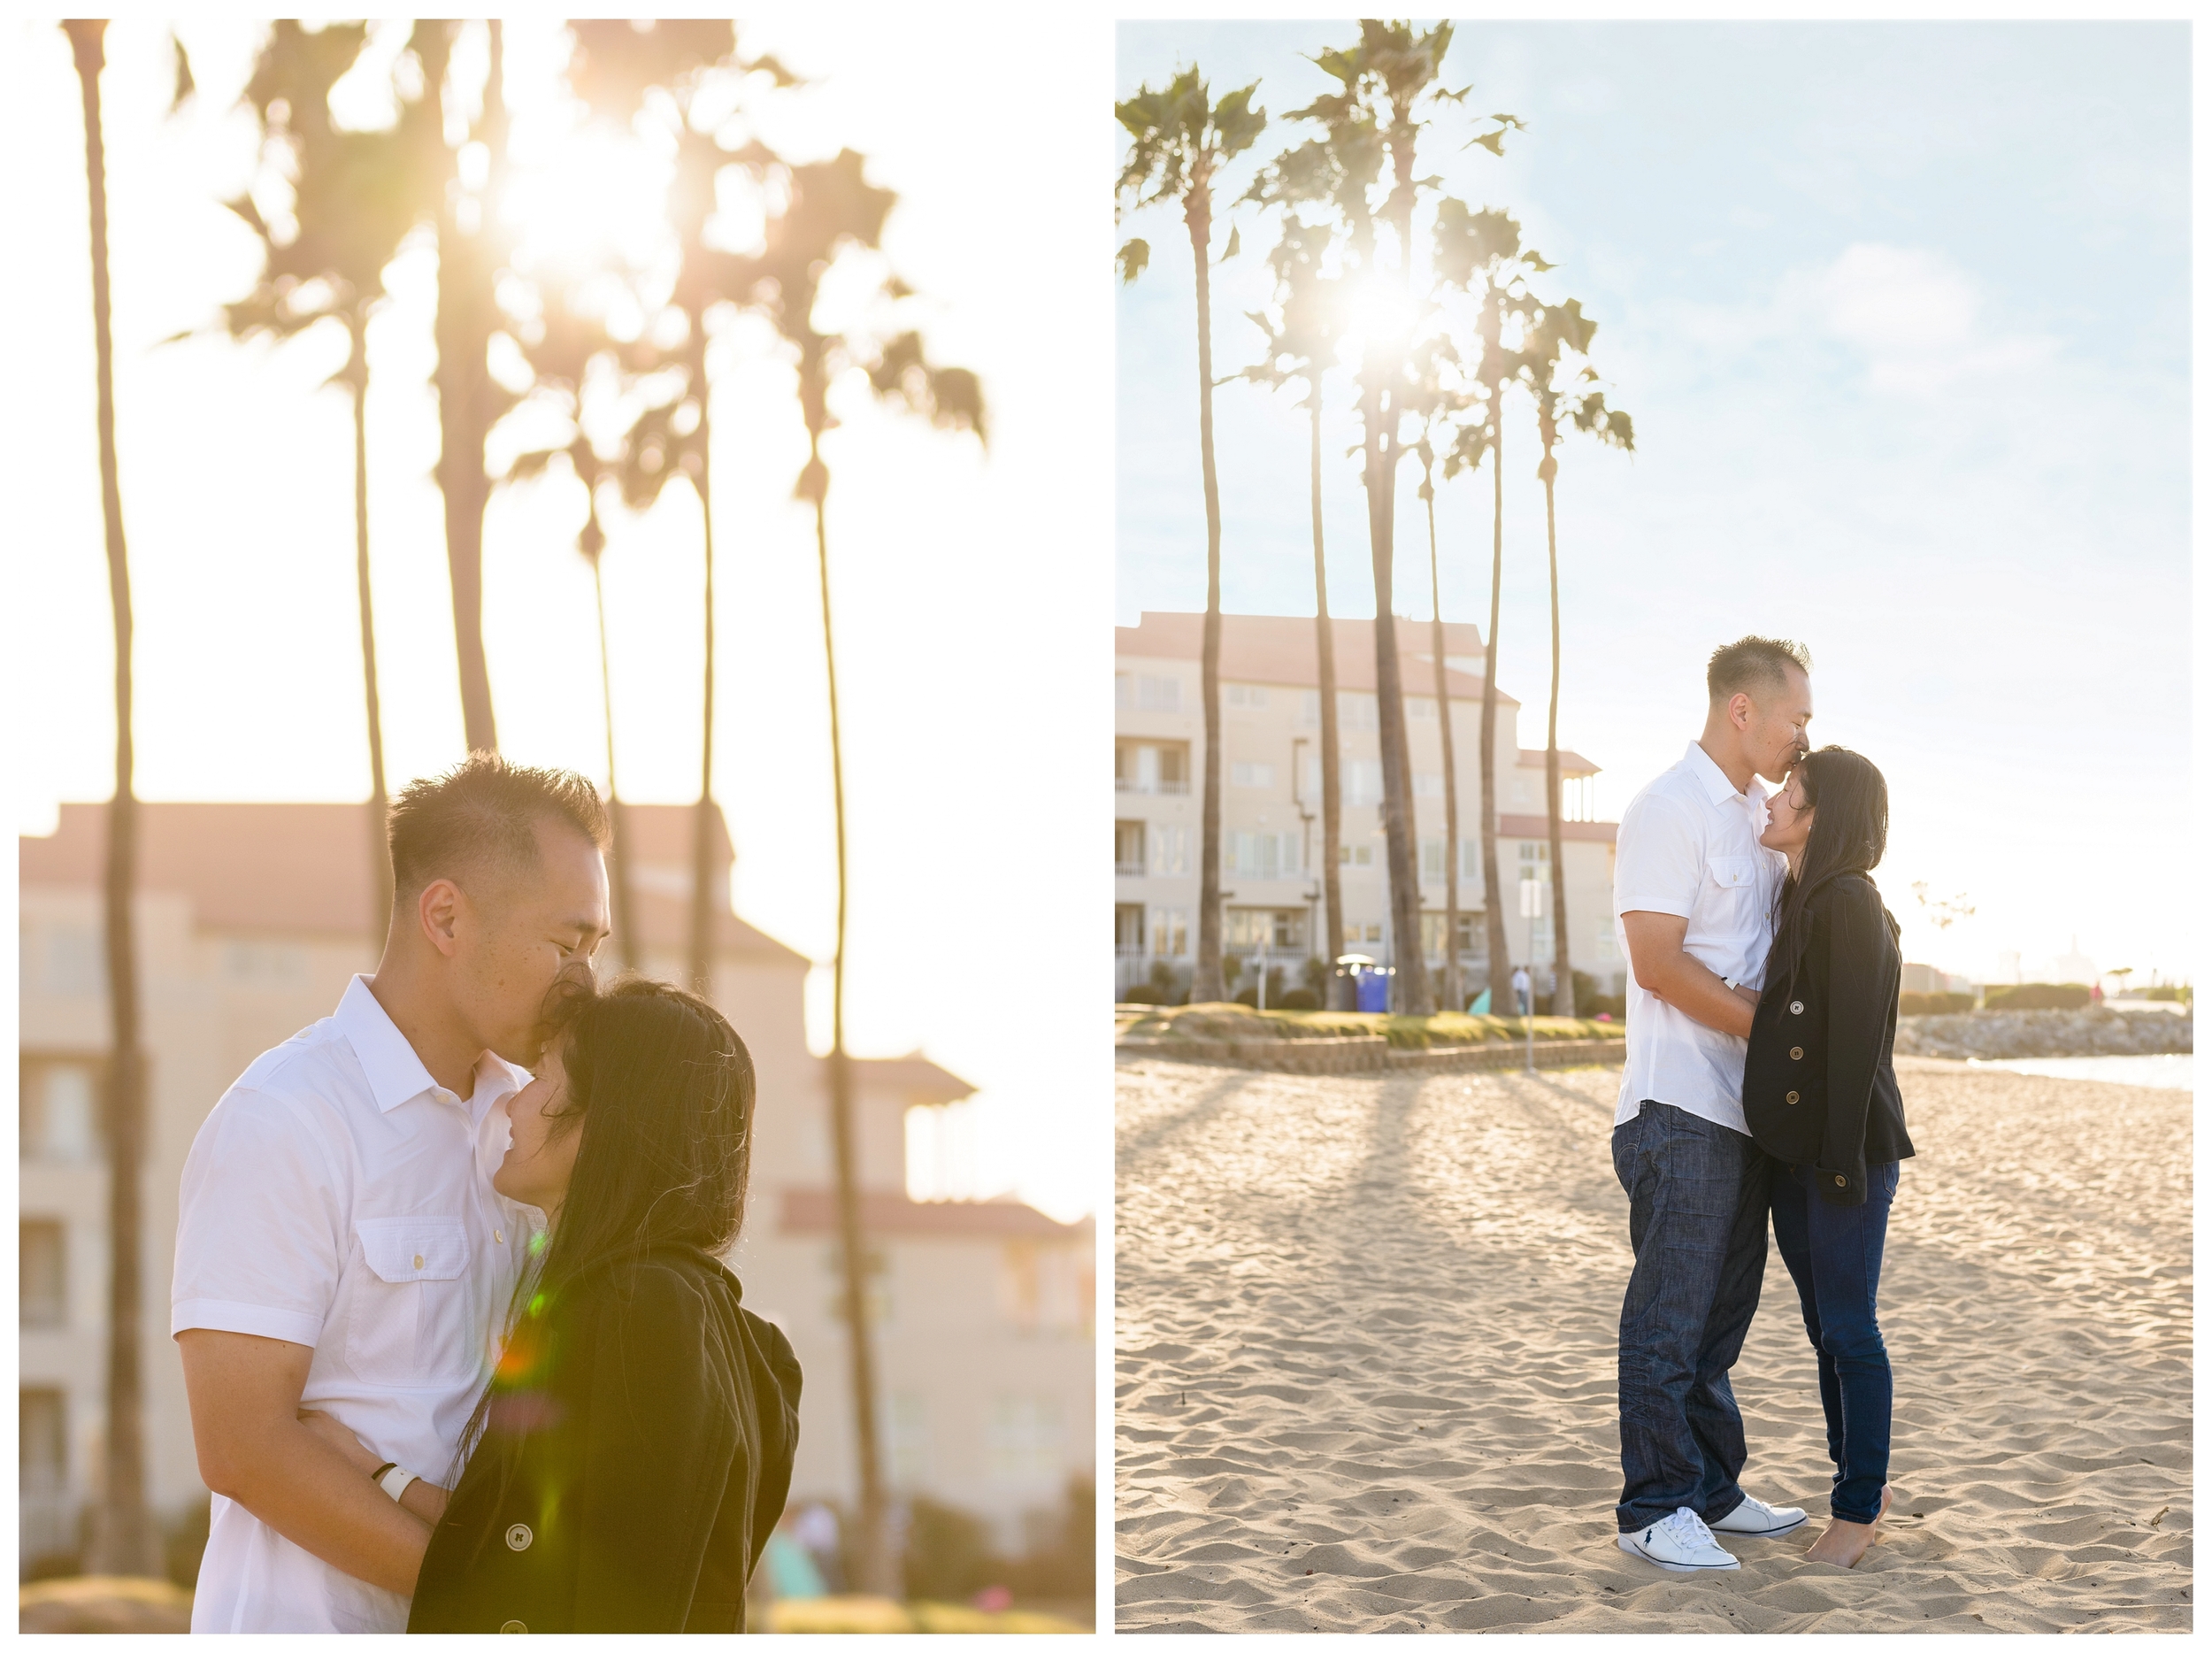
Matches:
[19,802,1091,1572]
[1115,612,1623,1006]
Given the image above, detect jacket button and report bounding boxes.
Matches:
[1789,1001,1804,1015]
[505,1523,533,1551]
[500,1622,526,1634]
[1789,1046,1804,1061]
[1785,1091,1799,1104]
[1834,1175,1847,1188]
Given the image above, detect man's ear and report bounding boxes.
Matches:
[1728,691,1755,731]
[418,878,465,958]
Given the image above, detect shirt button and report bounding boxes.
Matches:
[495,1230,503,1245]
[1790,1001,1804,1015]
[1786,1090,1799,1104]
[412,1255,425,1271]
[506,1523,533,1551]
[1789,1046,1804,1061]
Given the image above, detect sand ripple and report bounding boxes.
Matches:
[1115,1056,2191,1632]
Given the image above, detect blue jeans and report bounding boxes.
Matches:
[1768,1157,1900,1525]
[1611,1101,1770,1533]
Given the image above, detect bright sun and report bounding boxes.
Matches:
[502,122,673,276]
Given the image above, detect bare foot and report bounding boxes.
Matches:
[1804,1486,1892,1568]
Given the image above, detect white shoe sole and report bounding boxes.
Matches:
[1617,1531,1740,1572]
[1711,1509,1808,1537]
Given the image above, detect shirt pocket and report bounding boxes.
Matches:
[347,1217,474,1387]
[1706,855,1757,895]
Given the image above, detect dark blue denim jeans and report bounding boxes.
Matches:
[1768,1157,1900,1525]
[1611,1101,1770,1533]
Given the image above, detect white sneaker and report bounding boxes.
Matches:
[1617,1507,1741,1573]
[1709,1494,1809,1536]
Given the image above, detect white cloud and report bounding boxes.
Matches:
[1807,242,2055,395]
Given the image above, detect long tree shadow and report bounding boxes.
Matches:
[1116,1062,1260,1171]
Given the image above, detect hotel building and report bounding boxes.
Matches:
[1115,611,1624,1006]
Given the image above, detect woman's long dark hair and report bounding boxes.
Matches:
[450,974,756,1495]
[1769,746,1890,999]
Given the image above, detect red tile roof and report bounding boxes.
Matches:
[776,1188,1089,1240]
[1496,813,1617,844]
[1515,748,1600,777]
[1117,611,1517,709]
[19,800,806,964]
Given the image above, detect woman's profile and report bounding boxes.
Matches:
[305,975,802,1631]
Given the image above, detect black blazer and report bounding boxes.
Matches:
[1743,873,1916,1206]
[407,1245,801,1634]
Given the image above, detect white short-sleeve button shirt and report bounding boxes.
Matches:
[1611,741,1787,1135]
[173,975,540,1634]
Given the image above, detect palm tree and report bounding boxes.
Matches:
[563,20,795,995]
[64,17,156,1579]
[1401,333,1473,1012]
[406,20,514,755]
[1115,66,1265,1005]
[1239,199,1348,993]
[219,20,424,930]
[1525,300,1632,1013]
[1436,199,1542,1015]
[738,143,985,1599]
[1286,22,1515,1014]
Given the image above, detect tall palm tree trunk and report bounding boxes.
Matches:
[803,432,892,1598]
[346,311,392,930]
[67,19,157,1578]
[1540,449,1573,1016]
[430,19,503,754]
[1425,483,1463,1013]
[1185,174,1226,1003]
[1308,396,1346,1000]
[1364,395,1431,1015]
[687,323,720,995]
[1477,390,1512,1012]
[587,537,639,970]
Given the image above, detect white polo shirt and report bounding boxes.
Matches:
[1611,742,1787,1135]
[173,975,539,1634]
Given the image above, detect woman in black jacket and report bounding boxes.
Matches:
[304,977,801,1630]
[1744,747,1914,1569]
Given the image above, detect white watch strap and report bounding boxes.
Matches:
[381,1466,418,1503]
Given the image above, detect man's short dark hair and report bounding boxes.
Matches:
[386,752,611,903]
[1707,635,1812,704]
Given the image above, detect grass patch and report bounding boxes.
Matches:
[1120,1003,1622,1048]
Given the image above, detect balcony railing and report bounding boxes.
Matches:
[1115,777,1191,795]
[1115,860,1145,878]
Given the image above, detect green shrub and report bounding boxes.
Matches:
[1275,988,1320,1010]
[903,1497,1000,1602]
[1121,986,1160,1005]
[1899,991,1976,1016]
[2144,985,2192,1003]
[1981,982,2092,1011]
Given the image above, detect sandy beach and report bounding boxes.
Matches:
[1115,1056,2191,1632]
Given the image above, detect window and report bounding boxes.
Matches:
[1149,908,1188,957]
[1001,1241,1088,1334]
[21,1387,65,1497]
[21,1221,64,1328]
[888,1394,930,1488]
[38,926,102,996]
[1115,819,1146,875]
[1339,842,1375,868]
[1461,838,1481,880]
[1148,823,1190,876]
[225,941,308,987]
[1345,759,1382,807]
[1225,683,1268,709]
[1408,696,1436,719]
[1363,923,1385,943]
[1455,912,1481,955]
[826,1243,891,1326]
[1519,840,1550,865]
[1271,910,1306,950]
[1414,771,1444,797]
[1420,838,1446,883]
[1230,762,1274,789]
[1228,909,1305,953]
[1117,672,1183,711]
[1339,692,1379,731]
[1116,741,1190,796]
[1420,911,1450,959]
[986,1396,1063,1484]
[1229,831,1301,880]
[1114,672,1133,711]
[20,1062,99,1163]
[1301,689,1321,727]
[1115,904,1145,954]
[1300,755,1322,801]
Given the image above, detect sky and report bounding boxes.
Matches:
[9,18,1112,1221]
[1116,19,2193,990]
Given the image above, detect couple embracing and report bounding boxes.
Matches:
[1610,637,1915,1575]
[171,756,800,1632]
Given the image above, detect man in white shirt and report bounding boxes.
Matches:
[173,756,611,1631]
[1608,637,1812,1575]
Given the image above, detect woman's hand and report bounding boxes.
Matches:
[296,1408,382,1478]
